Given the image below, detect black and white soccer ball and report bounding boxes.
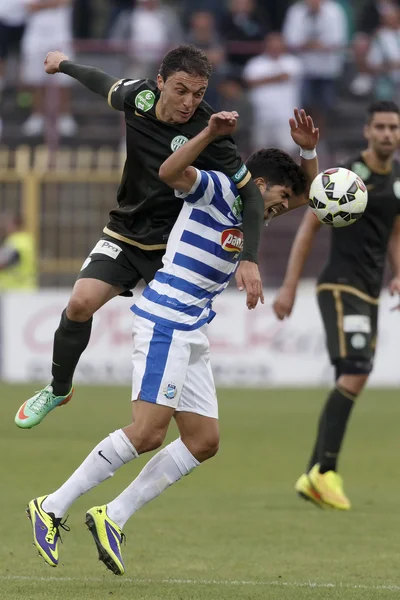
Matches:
[309,167,368,227]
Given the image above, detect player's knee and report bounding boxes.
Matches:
[183,431,220,463]
[204,433,220,460]
[124,423,167,454]
[338,373,369,397]
[66,294,96,322]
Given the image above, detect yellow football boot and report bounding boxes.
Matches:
[308,464,351,510]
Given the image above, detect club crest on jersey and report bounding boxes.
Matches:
[351,161,371,182]
[164,383,177,400]
[232,195,243,218]
[135,90,155,112]
[393,180,400,199]
[221,228,243,255]
[171,135,189,152]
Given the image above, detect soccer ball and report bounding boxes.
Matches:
[309,167,368,227]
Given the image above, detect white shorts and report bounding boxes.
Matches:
[131,315,218,419]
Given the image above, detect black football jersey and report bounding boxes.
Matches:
[319,153,400,297]
[104,78,249,249]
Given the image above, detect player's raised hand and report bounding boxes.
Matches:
[235,260,264,310]
[389,276,400,310]
[44,51,69,75]
[290,108,319,150]
[207,111,239,138]
[272,285,296,320]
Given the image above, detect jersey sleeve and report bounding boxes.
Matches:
[108,78,143,110]
[174,169,213,206]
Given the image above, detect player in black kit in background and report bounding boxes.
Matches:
[15,45,265,430]
[273,101,400,510]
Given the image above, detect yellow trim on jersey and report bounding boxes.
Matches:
[107,79,124,109]
[332,289,346,359]
[103,227,167,251]
[235,171,251,189]
[316,283,380,305]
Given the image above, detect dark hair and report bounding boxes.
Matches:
[159,45,212,81]
[245,148,307,197]
[367,100,400,123]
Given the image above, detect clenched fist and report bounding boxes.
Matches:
[44,51,69,75]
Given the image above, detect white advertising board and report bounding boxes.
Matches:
[1,284,398,386]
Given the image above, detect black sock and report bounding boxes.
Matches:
[51,309,93,396]
[307,409,325,472]
[307,386,356,473]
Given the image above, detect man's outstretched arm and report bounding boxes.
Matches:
[44,51,130,110]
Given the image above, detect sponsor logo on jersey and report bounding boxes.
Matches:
[135,90,155,112]
[351,161,371,182]
[171,135,189,152]
[232,195,243,219]
[164,383,177,400]
[393,180,400,199]
[231,164,248,184]
[221,228,243,254]
[343,314,371,333]
[90,240,122,259]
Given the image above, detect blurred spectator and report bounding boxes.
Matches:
[186,11,226,106]
[283,0,347,140]
[243,32,302,155]
[0,0,28,138]
[110,0,183,79]
[219,0,268,71]
[0,213,37,292]
[216,70,253,157]
[106,0,135,37]
[21,0,77,137]
[182,0,226,23]
[358,0,400,36]
[257,0,291,32]
[367,3,400,101]
[352,0,400,96]
[72,0,94,39]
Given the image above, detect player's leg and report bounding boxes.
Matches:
[86,326,219,575]
[84,317,189,574]
[15,237,142,429]
[173,328,219,462]
[107,327,219,529]
[299,288,375,509]
[106,330,220,527]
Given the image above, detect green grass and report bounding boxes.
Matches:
[1,384,400,599]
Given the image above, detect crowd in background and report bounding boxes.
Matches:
[1,0,400,155]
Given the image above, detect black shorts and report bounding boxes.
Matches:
[317,284,379,375]
[77,234,165,297]
[0,22,25,60]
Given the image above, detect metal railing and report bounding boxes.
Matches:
[0,146,123,286]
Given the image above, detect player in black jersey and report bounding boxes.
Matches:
[15,45,266,429]
[273,101,400,510]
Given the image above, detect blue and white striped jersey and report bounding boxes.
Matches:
[132,168,243,330]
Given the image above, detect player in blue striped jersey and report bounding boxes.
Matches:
[26,109,319,576]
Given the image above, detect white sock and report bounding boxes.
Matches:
[107,438,199,528]
[43,429,138,518]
